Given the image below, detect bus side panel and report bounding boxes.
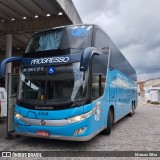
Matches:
[108,84,118,121]
[107,69,123,121]
[116,87,124,121]
[107,68,137,122]
[102,82,112,128]
[122,87,128,116]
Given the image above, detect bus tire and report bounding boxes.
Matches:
[129,103,135,117]
[103,110,113,135]
[16,135,21,138]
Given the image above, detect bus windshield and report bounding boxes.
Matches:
[25,25,93,53]
[18,62,88,104]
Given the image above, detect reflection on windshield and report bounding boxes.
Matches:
[20,73,39,91]
[18,63,88,103]
[71,63,87,101]
[26,30,62,53]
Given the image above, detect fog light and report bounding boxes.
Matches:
[74,127,86,135]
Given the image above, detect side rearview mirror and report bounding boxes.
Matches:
[80,47,101,72]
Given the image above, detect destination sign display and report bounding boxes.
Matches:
[21,66,46,73]
[21,66,56,75]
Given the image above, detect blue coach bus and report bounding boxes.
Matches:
[0,24,137,141]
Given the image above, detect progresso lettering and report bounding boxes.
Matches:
[31,57,70,65]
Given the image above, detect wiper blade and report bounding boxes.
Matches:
[71,101,81,107]
[71,99,87,107]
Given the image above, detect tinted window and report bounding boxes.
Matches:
[94,29,110,52]
[92,75,106,100]
[91,53,108,100]
[26,30,62,53]
[109,43,137,81]
[94,29,137,81]
[25,25,93,53]
[92,54,108,77]
[92,75,100,100]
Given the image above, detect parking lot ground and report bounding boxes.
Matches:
[0,103,160,159]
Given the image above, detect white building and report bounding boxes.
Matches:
[143,78,160,103]
[145,86,160,102]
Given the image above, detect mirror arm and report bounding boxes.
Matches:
[80,47,101,71]
[0,57,22,77]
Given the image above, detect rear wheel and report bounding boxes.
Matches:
[103,109,113,135]
[129,103,135,117]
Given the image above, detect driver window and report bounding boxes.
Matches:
[92,74,102,100]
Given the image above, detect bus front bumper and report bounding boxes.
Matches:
[14,115,105,141]
[13,128,104,141]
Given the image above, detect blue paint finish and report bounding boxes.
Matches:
[71,28,88,37]
[1,25,138,141]
[27,111,37,119]
[107,67,137,122]
[13,65,137,140]
[15,105,84,120]
[14,108,99,137]
[14,101,107,138]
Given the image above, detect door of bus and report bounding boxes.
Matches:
[7,73,19,138]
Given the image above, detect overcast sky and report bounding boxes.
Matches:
[73,0,160,81]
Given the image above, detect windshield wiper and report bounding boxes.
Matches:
[71,99,87,107]
[71,101,81,107]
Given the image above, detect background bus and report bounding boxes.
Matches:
[0,24,137,141]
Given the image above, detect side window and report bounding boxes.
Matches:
[92,74,105,100]
[91,54,107,100]
[92,75,100,100]
[110,46,137,81]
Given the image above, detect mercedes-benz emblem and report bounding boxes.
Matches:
[40,120,45,126]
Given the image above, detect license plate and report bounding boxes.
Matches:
[37,130,49,137]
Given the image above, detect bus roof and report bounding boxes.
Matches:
[34,24,96,34]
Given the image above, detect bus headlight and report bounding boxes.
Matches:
[67,109,93,123]
[15,112,24,119]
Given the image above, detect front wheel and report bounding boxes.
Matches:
[103,110,113,135]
